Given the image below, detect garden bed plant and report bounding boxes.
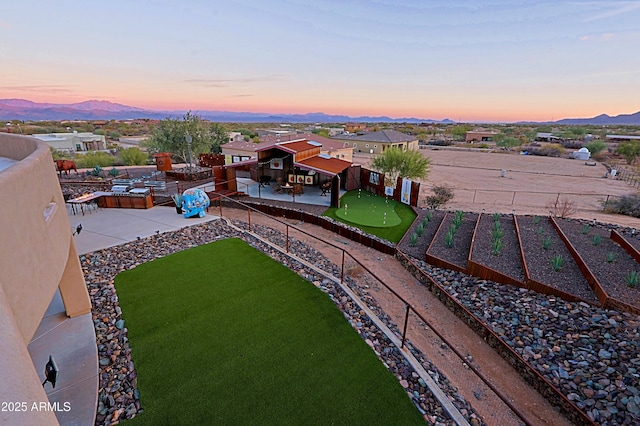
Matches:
[427,211,477,270]
[517,216,598,304]
[470,213,525,283]
[555,218,640,310]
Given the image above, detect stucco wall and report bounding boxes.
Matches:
[0,134,91,423]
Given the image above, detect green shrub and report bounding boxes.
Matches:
[537,226,544,236]
[533,215,540,225]
[416,223,425,237]
[585,140,606,156]
[606,252,616,263]
[542,236,552,250]
[592,235,602,246]
[626,270,639,288]
[75,151,115,168]
[603,193,640,218]
[425,185,454,209]
[409,233,418,247]
[582,224,591,234]
[119,147,148,166]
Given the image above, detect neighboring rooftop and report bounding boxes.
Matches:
[336,129,416,143]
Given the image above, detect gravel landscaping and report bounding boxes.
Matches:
[399,209,445,260]
[470,213,525,283]
[517,216,599,304]
[427,212,478,270]
[555,218,640,311]
[406,260,640,425]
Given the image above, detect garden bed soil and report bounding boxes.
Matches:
[427,212,478,270]
[517,216,598,304]
[471,214,525,283]
[398,209,445,260]
[555,219,640,310]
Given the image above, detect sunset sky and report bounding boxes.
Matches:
[1,0,639,122]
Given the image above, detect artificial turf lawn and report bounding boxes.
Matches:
[115,238,425,425]
[323,190,417,243]
[334,191,402,227]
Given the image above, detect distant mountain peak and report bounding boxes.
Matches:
[2,98,638,125]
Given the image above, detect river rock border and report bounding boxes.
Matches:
[399,256,640,425]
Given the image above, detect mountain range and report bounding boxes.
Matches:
[0,98,639,125]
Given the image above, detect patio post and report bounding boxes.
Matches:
[247,208,251,232]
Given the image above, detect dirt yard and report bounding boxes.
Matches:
[353,148,639,228]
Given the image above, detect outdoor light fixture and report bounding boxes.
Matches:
[42,355,59,389]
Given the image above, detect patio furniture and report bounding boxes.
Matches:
[281,183,294,194]
[270,182,283,193]
[320,181,331,196]
[259,175,271,188]
[293,184,304,196]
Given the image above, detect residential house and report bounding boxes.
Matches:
[332,129,418,154]
[33,132,107,153]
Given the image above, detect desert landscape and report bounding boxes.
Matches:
[354,148,639,228]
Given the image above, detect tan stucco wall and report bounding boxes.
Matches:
[0,134,91,422]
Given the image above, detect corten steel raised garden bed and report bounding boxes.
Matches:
[468,213,525,287]
[426,212,478,273]
[517,216,599,305]
[553,218,640,315]
[611,229,640,263]
[397,209,445,260]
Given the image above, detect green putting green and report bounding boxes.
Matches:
[334,190,402,227]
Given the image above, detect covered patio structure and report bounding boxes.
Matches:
[226,139,357,207]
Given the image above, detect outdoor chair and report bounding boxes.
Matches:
[270,182,283,193]
[259,176,271,188]
[320,181,331,196]
[293,184,304,196]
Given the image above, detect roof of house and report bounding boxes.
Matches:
[335,129,416,143]
[606,134,640,140]
[257,139,322,154]
[260,132,351,151]
[296,155,352,175]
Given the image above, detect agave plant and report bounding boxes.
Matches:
[592,235,602,246]
[551,255,564,272]
[444,228,455,248]
[626,271,639,288]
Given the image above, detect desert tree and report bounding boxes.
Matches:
[371,147,430,186]
[146,112,228,167]
[616,141,640,165]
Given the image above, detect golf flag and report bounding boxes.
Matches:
[401,178,412,205]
